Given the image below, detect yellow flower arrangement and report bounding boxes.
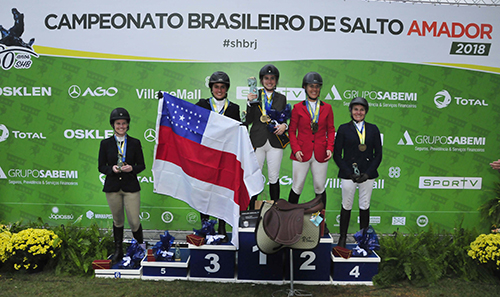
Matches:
[0,228,12,263]
[468,233,500,270]
[4,228,62,271]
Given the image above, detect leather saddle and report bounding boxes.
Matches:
[255,194,324,254]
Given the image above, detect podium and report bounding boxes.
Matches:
[188,241,237,281]
[141,248,190,281]
[237,227,284,283]
[94,266,143,279]
[331,244,381,285]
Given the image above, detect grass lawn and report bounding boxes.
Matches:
[1,271,500,297]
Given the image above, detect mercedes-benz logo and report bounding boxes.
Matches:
[0,124,9,142]
[144,128,157,142]
[68,85,82,98]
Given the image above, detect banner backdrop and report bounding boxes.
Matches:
[1,0,499,235]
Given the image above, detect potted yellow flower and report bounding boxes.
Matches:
[4,228,62,272]
[468,233,500,273]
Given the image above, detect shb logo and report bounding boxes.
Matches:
[434,90,452,109]
[144,128,156,142]
[0,124,9,142]
[397,131,414,145]
[0,8,38,71]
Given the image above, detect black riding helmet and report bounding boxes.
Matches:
[349,97,369,113]
[259,64,280,83]
[208,71,230,90]
[110,107,130,129]
[302,72,323,88]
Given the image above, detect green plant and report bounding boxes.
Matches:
[372,224,494,286]
[479,181,500,228]
[3,227,62,271]
[51,220,114,276]
[468,233,500,271]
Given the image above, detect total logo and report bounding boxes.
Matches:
[68,85,118,98]
[434,89,488,109]
[0,124,46,142]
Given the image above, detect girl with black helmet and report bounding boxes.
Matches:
[333,97,382,248]
[288,72,335,225]
[196,71,241,242]
[98,107,146,264]
[245,64,289,208]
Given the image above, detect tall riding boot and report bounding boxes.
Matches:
[360,208,370,230]
[218,219,229,243]
[319,191,330,235]
[111,225,124,264]
[269,182,280,201]
[337,207,351,248]
[132,224,146,250]
[200,213,210,225]
[249,195,258,210]
[288,189,300,204]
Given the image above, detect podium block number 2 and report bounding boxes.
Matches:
[205,253,221,273]
[299,251,316,271]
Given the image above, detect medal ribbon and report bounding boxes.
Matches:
[306,100,320,124]
[261,89,274,115]
[355,122,365,145]
[209,97,228,115]
[114,135,127,162]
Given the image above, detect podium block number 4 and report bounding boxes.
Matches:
[349,266,360,278]
[205,253,221,273]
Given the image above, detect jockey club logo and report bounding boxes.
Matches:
[0,8,38,70]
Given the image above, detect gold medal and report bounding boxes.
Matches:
[311,122,318,133]
[260,114,271,123]
[358,144,367,152]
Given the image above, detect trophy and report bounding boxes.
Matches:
[247,77,259,104]
[352,163,360,179]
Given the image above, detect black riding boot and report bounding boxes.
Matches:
[249,195,258,210]
[269,182,280,201]
[218,219,229,243]
[360,208,370,230]
[337,207,351,248]
[200,213,210,225]
[319,191,330,235]
[111,225,124,264]
[132,224,143,244]
[288,189,300,204]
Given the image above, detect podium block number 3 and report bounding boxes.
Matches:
[205,253,221,273]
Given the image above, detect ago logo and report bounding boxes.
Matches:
[0,8,38,70]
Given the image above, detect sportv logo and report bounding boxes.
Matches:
[68,85,118,98]
[434,89,488,109]
[419,176,482,189]
[235,85,341,101]
[398,131,486,146]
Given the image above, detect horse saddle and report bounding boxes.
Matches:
[255,194,324,254]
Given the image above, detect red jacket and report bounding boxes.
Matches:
[289,100,335,163]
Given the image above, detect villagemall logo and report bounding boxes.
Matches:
[419,176,482,190]
[0,8,38,70]
[434,90,488,109]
